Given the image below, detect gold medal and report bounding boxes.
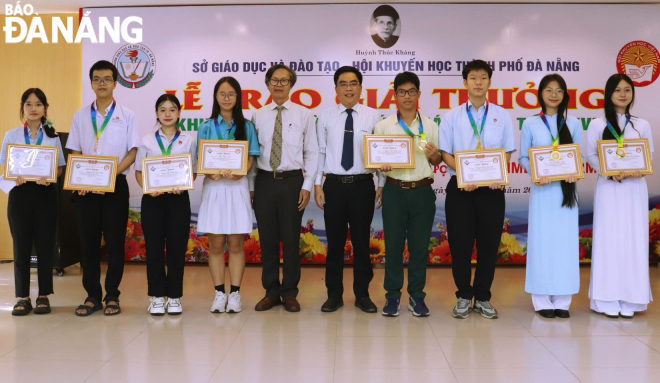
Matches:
[418,139,427,150]
[551,150,561,161]
[476,141,483,151]
[616,147,626,158]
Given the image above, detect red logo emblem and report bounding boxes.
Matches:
[616,41,660,87]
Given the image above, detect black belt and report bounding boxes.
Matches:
[325,174,373,183]
[258,169,303,179]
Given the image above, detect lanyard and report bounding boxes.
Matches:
[466,101,489,150]
[214,117,235,140]
[23,122,43,145]
[539,112,565,151]
[396,111,426,141]
[91,100,117,151]
[155,129,181,156]
[606,116,631,148]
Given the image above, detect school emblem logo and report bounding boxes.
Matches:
[616,41,660,87]
[112,44,156,89]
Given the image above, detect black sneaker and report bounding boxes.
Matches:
[408,297,430,317]
[381,298,400,317]
[355,297,377,313]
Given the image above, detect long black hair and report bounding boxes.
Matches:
[210,77,246,141]
[538,73,576,208]
[154,93,182,126]
[602,73,637,140]
[20,88,57,138]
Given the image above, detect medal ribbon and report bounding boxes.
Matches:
[396,111,426,142]
[155,129,181,156]
[91,100,117,147]
[539,112,564,151]
[23,122,43,145]
[606,116,630,149]
[466,101,489,149]
[214,117,236,140]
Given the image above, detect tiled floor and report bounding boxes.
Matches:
[1,263,660,383]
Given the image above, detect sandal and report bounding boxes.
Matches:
[34,297,51,314]
[75,299,102,317]
[104,302,121,316]
[12,298,32,316]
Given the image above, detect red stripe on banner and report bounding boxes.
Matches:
[78,8,82,26]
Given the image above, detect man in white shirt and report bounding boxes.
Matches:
[67,60,140,317]
[439,59,516,320]
[249,64,318,312]
[315,66,382,313]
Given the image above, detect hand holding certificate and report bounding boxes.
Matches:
[64,155,118,192]
[454,149,509,189]
[528,144,585,183]
[597,139,653,177]
[141,154,194,194]
[364,135,415,169]
[4,144,59,183]
[197,140,249,175]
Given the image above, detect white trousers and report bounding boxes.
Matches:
[590,299,647,313]
[532,294,572,311]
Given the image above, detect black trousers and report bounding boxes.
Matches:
[445,176,505,302]
[323,177,376,299]
[253,170,305,298]
[141,192,190,298]
[8,182,57,297]
[74,175,129,305]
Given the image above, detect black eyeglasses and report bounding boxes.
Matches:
[396,89,419,97]
[269,78,291,86]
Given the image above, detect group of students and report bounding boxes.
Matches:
[4,59,653,321]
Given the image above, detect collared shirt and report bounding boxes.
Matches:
[248,100,318,191]
[66,100,140,175]
[374,112,439,183]
[0,125,66,166]
[315,103,382,185]
[519,114,583,174]
[135,128,198,171]
[586,114,654,175]
[439,100,516,175]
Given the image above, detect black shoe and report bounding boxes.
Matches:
[355,297,377,313]
[537,309,556,318]
[554,309,570,318]
[321,297,343,312]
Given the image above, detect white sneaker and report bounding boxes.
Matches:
[148,297,166,316]
[167,298,182,315]
[226,291,242,313]
[211,291,227,313]
[620,311,634,319]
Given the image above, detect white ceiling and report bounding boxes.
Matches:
[25,0,660,15]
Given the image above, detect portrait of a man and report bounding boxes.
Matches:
[370,5,401,49]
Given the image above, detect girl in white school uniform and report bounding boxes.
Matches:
[135,94,197,315]
[519,74,582,319]
[2,88,66,315]
[197,77,260,313]
[586,74,653,319]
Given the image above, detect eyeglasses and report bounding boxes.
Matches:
[543,88,565,94]
[269,78,291,86]
[218,92,237,100]
[337,81,360,88]
[92,77,115,85]
[376,20,395,27]
[396,89,419,97]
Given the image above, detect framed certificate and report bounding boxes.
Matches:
[4,144,59,182]
[142,154,194,193]
[597,139,653,176]
[528,144,585,183]
[364,135,415,169]
[63,155,118,192]
[197,140,249,175]
[455,149,509,188]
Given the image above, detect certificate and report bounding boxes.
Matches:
[197,140,249,175]
[528,144,585,183]
[4,144,59,182]
[142,154,194,193]
[597,139,653,176]
[455,149,509,188]
[364,135,415,169]
[63,155,117,192]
